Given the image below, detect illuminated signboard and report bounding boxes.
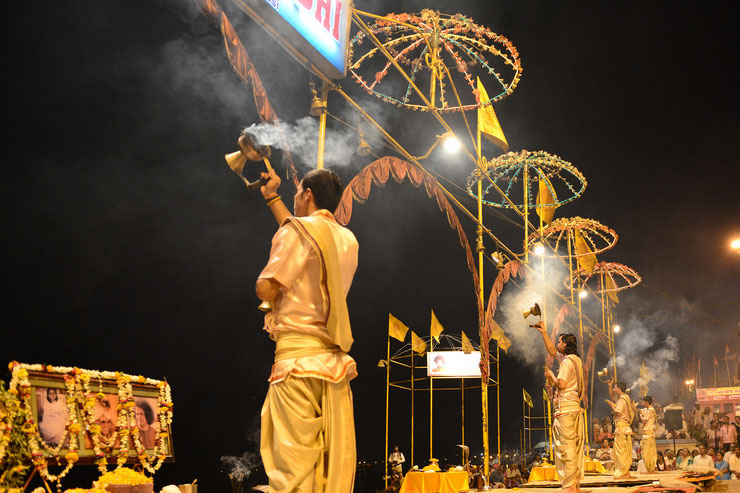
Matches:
[696,387,740,401]
[426,351,482,379]
[242,0,352,80]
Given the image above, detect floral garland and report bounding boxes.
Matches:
[349,9,522,112]
[467,150,588,209]
[7,362,173,486]
[0,385,14,465]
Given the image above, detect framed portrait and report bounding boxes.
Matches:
[26,369,174,464]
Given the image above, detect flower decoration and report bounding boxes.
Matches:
[350,9,522,112]
[565,261,642,292]
[529,216,618,258]
[7,363,173,488]
[468,150,587,209]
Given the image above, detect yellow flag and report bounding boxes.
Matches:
[542,388,549,402]
[523,388,533,408]
[411,331,427,356]
[461,331,474,354]
[536,173,558,225]
[604,275,619,304]
[388,313,410,342]
[430,310,444,343]
[574,229,597,274]
[489,320,511,354]
[477,77,508,151]
[498,335,512,353]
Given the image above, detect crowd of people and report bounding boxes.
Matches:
[383,399,740,490]
[590,398,740,479]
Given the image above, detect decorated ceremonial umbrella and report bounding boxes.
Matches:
[350,9,522,112]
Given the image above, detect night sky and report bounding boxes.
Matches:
[3,0,739,490]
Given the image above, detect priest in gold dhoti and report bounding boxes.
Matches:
[533,322,585,493]
[639,396,657,473]
[255,168,359,492]
[606,381,635,480]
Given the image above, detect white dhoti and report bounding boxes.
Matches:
[613,422,633,478]
[553,410,585,488]
[641,434,656,473]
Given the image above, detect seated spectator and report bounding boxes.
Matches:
[656,451,666,471]
[715,451,731,480]
[595,439,613,461]
[727,447,740,478]
[664,449,676,470]
[693,445,714,468]
[489,462,505,488]
[724,443,737,464]
[676,448,693,470]
[505,463,522,488]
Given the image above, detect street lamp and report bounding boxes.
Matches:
[732,238,740,251]
[442,132,461,153]
[613,324,621,334]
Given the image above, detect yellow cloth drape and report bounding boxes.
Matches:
[260,375,356,492]
[287,215,353,353]
[399,471,468,493]
[553,411,585,488]
[529,466,557,481]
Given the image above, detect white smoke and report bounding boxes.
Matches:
[497,256,570,366]
[221,451,261,480]
[244,117,358,168]
[613,330,680,401]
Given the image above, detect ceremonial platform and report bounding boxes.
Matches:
[516,470,724,492]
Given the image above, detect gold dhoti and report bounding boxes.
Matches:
[553,410,585,488]
[260,334,357,493]
[613,422,633,477]
[641,434,656,473]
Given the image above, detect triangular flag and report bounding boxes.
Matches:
[498,336,511,353]
[388,313,410,342]
[697,357,701,371]
[477,77,508,151]
[522,388,533,408]
[543,388,549,402]
[714,356,719,366]
[604,274,619,304]
[726,344,731,355]
[535,173,558,225]
[574,229,597,274]
[430,310,445,343]
[489,319,504,341]
[489,319,511,354]
[461,331,474,354]
[411,331,427,356]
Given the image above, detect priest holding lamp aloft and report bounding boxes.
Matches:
[532,321,585,493]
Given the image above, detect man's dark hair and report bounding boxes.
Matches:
[558,333,578,355]
[136,400,155,425]
[301,169,344,212]
[615,381,627,392]
[643,395,653,405]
